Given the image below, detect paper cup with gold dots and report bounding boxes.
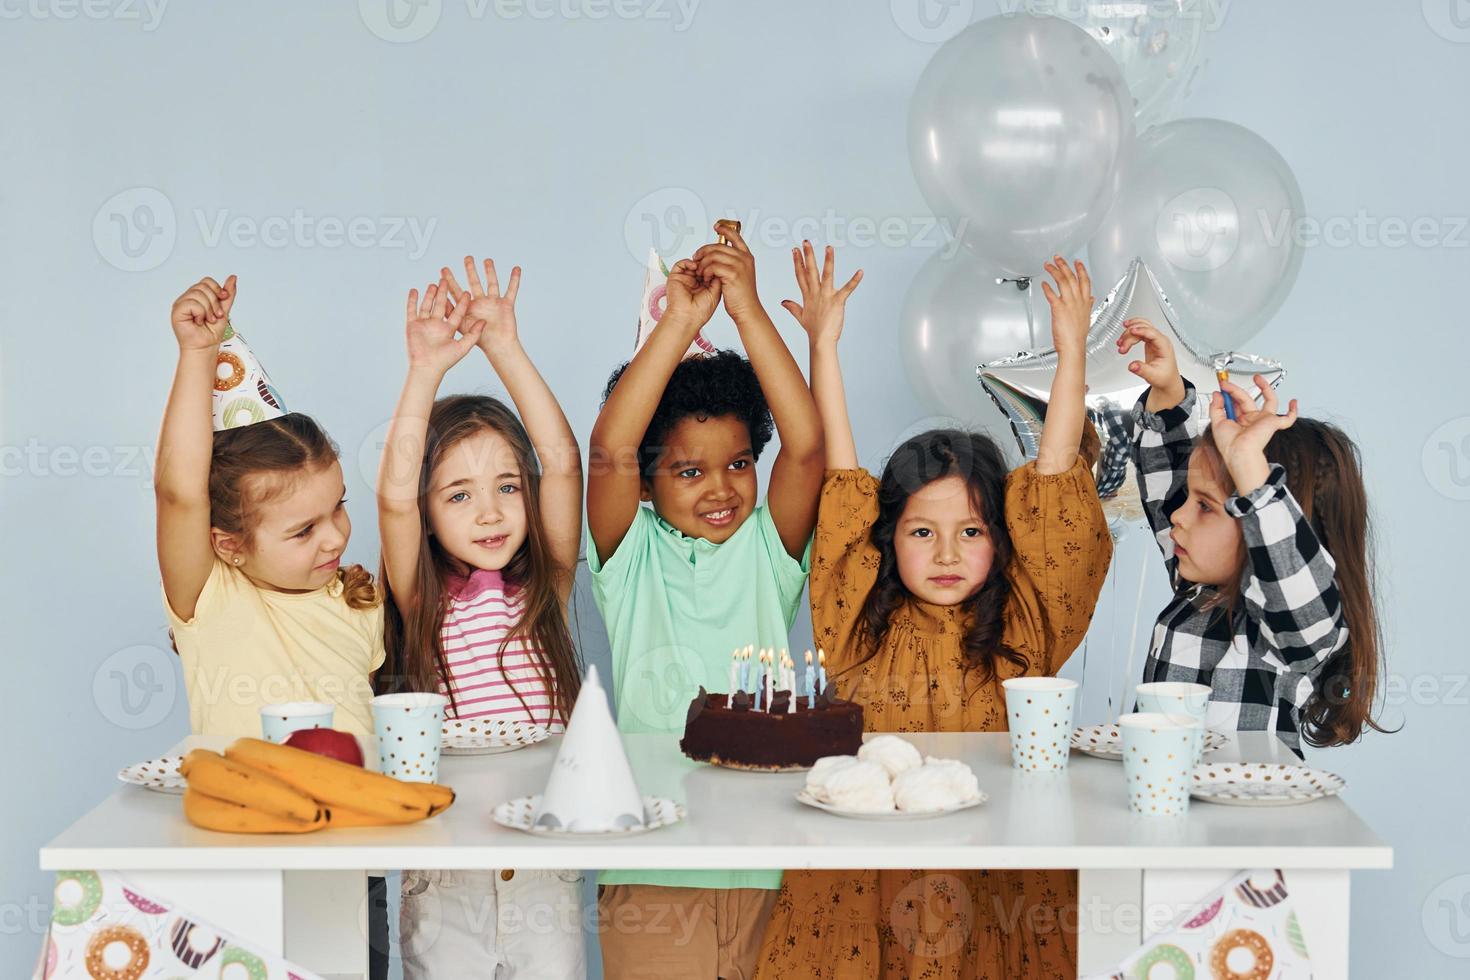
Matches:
[1136,681,1211,763]
[1001,677,1078,773]
[1118,712,1201,816]
[258,701,334,744]
[370,693,449,783]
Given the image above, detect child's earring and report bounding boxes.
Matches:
[232,557,241,566]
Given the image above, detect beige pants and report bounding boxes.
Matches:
[598,884,779,980]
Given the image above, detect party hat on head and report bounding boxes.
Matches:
[212,321,288,431]
[633,248,716,359]
[532,664,645,832]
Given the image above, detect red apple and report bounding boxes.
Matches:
[284,728,364,767]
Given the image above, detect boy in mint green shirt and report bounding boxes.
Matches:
[586,225,826,977]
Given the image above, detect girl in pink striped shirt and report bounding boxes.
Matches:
[377,256,586,980]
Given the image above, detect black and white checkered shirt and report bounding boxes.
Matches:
[1130,382,1348,755]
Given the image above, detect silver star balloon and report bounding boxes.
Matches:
[978,259,1286,532]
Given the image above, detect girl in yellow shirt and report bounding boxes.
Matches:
[156,275,383,737]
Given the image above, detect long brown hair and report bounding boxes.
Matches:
[850,430,1028,685]
[208,412,379,609]
[1195,419,1385,748]
[378,395,581,726]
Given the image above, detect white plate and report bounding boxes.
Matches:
[1190,763,1345,806]
[492,795,685,836]
[441,718,550,756]
[1070,724,1229,761]
[795,788,987,820]
[117,756,186,794]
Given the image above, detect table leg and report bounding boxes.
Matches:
[1077,868,1144,975]
[283,870,370,979]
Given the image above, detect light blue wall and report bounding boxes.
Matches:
[3,2,1467,976]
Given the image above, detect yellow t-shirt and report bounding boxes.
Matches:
[163,560,386,737]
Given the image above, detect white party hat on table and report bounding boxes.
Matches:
[213,321,288,430]
[532,664,644,832]
[633,248,716,359]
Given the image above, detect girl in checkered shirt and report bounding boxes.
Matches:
[1119,317,1385,755]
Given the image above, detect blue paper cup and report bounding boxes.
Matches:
[259,701,334,744]
[370,693,448,783]
[1136,682,1211,763]
[1001,677,1078,773]
[1118,712,1201,817]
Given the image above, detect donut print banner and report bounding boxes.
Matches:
[212,322,289,431]
[1083,869,1313,980]
[33,870,325,980]
[632,248,716,360]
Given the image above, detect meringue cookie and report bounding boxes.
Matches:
[920,757,982,803]
[805,755,861,803]
[823,760,895,812]
[892,766,963,812]
[857,735,924,779]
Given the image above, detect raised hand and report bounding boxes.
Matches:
[1040,255,1092,356]
[404,278,485,377]
[1117,316,1187,412]
[694,223,761,321]
[781,241,863,348]
[442,256,520,354]
[1209,374,1298,491]
[665,256,723,327]
[170,275,237,350]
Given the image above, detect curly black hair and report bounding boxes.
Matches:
[602,350,774,477]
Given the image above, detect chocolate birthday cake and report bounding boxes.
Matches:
[679,685,864,771]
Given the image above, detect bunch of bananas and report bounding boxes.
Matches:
[180,738,455,834]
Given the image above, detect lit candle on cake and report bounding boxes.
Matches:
[804,650,814,700]
[817,648,828,694]
[763,651,774,713]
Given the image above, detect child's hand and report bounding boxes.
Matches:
[170,275,237,350]
[781,241,863,348]
[694,223,761,321]
[442,256,520,355]
[1209,374,1298,491]
[404,278,485,377]
[1117,317,1187,412]
[1040,256,1092,356]
[664,257,723,327]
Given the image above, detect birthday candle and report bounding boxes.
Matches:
[817,648,828,694]
[804,650,814,700]
[729,650,739,695]
[763,651,773,713]
[753,653,763,711]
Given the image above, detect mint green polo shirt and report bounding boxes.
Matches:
[589,501,811,891]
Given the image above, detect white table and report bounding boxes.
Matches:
[42,732,1389,978]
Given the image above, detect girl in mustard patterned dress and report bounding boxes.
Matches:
[754,245,1113,980]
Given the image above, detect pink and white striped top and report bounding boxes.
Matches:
[439,568,563,732]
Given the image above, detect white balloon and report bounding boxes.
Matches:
[908,14,1135,277]
[1052,0,1211,131]
[899,251,1038,430]
[1089,118,1306,350]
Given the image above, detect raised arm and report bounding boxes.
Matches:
[156,275,237,621]
[377,279,485,614]
[1119,317,1199,573]
[782,242,863,470]
[1035,256,1093,475]
[696,226,825,558]
[444,257,583,601]
[1209,380,1345,682]
[587,257,722,565]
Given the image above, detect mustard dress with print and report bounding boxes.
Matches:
[755,457,1112,980]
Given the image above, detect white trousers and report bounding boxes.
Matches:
[400,869,587,980]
